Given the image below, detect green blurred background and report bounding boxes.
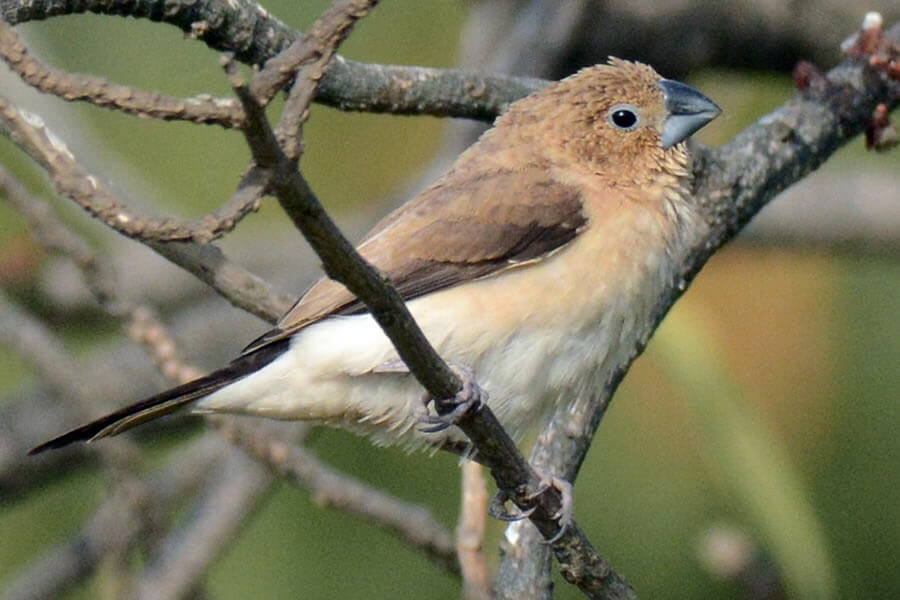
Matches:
[1,2,899,599]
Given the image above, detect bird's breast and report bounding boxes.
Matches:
[406,187,698,436]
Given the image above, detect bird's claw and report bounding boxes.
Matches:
[489,489,537,521]
[533,473,574,544]
[418,365,486,433]
[488,473,575,543]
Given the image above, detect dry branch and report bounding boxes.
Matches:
[457,462,493,600]
[0,88,263,246]
[0,20,245,127]
[223,420,460,575]
[0,93,291,320]
[1,435,228,600]
[133,450,273,600]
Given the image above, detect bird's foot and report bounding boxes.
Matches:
[488,472,574,543]
[535,474,574,543]
[489,488,537,521]
[418,364,486,433]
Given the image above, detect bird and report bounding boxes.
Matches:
[30,58,721,456]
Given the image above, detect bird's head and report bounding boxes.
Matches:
[496,58,721,182]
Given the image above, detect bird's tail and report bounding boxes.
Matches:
[29,339,290,455]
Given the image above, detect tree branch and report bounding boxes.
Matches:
[0,19,245,127]
[222,420,461,575]
[456,462,492,600]
[133,449,273,600]
[1,435,228,600]
[0,91,291,321]
[0,76,267,246]
[0,0,545,121]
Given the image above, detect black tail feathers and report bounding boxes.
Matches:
[29,339,290,455]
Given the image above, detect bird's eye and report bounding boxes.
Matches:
[607,104,640,131]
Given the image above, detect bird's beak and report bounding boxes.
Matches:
[658,79,721,149]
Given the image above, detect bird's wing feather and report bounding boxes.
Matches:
[242,165,587,354]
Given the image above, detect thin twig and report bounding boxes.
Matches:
[0,165,209,386]
[134,450,273,600]
[272,1,373,159]
[0,14,271,250]
[144,240,292,323]
[0,91,223,243]
[457,461,492,600]
[0,164,122,312]
[222,420,460,575]
[0,19,245,128]
[0,93,290,321]
[127,305,206,384]
[0,78,259,245]
[0,290,141,472]
[1,435,228,600]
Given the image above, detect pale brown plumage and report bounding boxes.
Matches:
[32,58,720,454]
[243,166,587,353]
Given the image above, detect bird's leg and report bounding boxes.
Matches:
[369,360,486,433]
[418,364,487,433]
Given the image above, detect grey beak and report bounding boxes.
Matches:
[658,79,721,149]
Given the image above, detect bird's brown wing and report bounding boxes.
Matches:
[242,165,587,354]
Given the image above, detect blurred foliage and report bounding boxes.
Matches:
[656,307,835,599]
[1,2,899,599]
